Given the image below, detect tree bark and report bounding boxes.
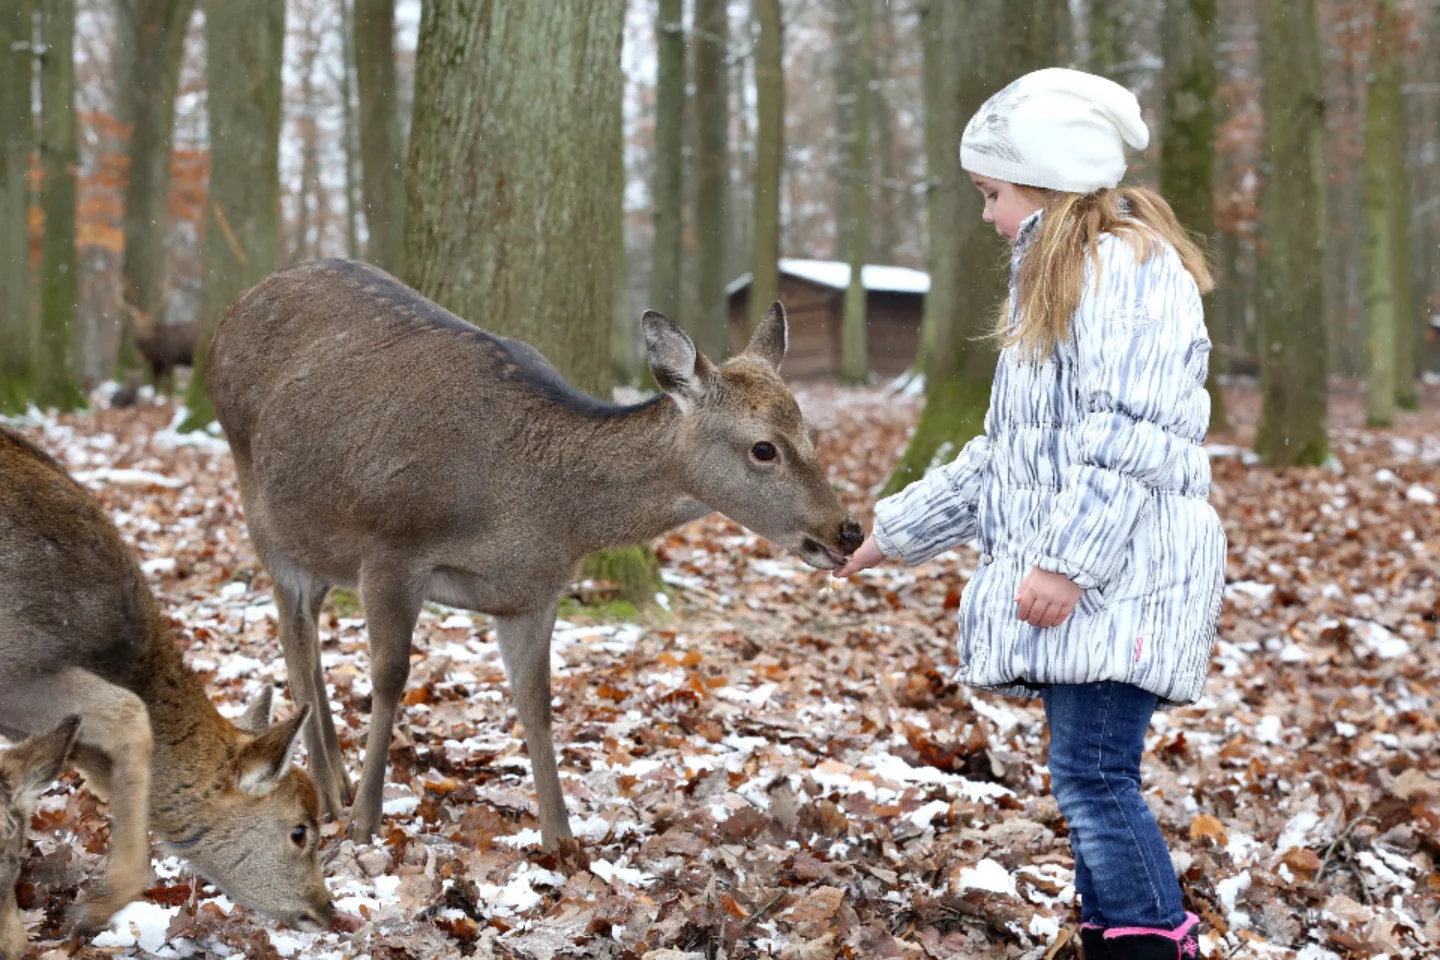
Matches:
[354,0,404,273]
[1160,0,1225,431]
[884,0,1049,494]
[0,0,35,413]
[1088,0,1127,82]
[1254,0,1328,466]
[1376,0,1416,410]
[840,0,872,384]
[649,0,685,328]
[692,0,729,361]
[115,0,196,380]
[749,0,783,333]
[1363,0,1406,425]
[181,0,285,430]
[402,0,624,398]
[339,0,360,260]
[37,0,84,411]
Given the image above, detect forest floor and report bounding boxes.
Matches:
[5,378,1439,960]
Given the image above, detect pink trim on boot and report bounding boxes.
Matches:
[1104,912,1200,957]
[1082,923,1107,931]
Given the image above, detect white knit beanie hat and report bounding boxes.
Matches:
[960,67,1149,194]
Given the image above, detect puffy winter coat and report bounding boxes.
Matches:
[873,209,1225,707]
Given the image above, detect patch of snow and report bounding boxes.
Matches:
[1348,619,1410,659]
[496,828,543,848]
[382,796,420,816]
[73,467,183,488]
[589,858,655,888]
[1373,468,1400,485]
[1334,721,1358,738]
[142,556,177,574]
[955,858,1017,896]
[714,682,777,705]
[1405,485,1437,505]
[1215,870,1251,925]
[214,654,267,681]
[1255,715,1284,745]
[91,900,181,954]
[1276,811,1322,854]
[908,800,952,829]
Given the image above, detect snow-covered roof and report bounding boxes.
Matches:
[725,258,929,297]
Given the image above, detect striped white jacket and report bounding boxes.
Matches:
[873,209,1225,707]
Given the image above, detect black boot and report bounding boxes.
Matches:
[1080,924,1111,959]
[1102,912,1200,960]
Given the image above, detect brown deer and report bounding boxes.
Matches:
[208,259,863,850]
[1,717,80,959]
[0,426,333,937]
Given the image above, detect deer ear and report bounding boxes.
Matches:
[742,301,787,370]
[642,310,713,412]
[236,705,309,796]
[3,715,80,808]
[235,686,274,737]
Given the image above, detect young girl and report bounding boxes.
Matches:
[837,67,1223,960]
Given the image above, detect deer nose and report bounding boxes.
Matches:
[838,518,864,555]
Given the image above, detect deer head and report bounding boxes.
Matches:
[644,302,864,569]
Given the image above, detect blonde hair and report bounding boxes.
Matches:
[998,186,1213,363]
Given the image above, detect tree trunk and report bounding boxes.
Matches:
[871,0,901,263]
[692,0,729,361]
[0,0,35,413]
[840,0,872,384]
[291,17,321,265]
[115,0,196,381]
[649,0,685,328]
[401,0,623,398]
[1363,0,1405,425]
[749,0,783,333]
[1254,0,1327,466]
[403,0,647,604]
[1160,0,1225,431]
[37,0,83,411]
[832,0,857,262]
[1088,0,1127,82]
[180,0,285,430]
[1376,0,1416,410]
[355,0,404,273]
[339,0,360,260]
[884,0,1048,494]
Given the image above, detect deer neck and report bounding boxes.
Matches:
[132,621,236,843]
[550,396,709,555]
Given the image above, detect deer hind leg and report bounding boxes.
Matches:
[495,597,572,851]
[273,564,349,818]
[0,668,153,937]
[349,567,422,841]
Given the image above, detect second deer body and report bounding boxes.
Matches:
[209,259,862,849]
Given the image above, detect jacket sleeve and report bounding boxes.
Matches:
[872,434,990,566]
[1026,286,1204,589]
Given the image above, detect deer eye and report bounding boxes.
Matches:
[751,441,778,463]
[290,825,308,848]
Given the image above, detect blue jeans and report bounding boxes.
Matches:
[1041,681,1187,930]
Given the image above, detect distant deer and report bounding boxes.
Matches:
[1,717,80,959]
[208,259,864,850]
[0,426,333,936]
[112,319,198,407]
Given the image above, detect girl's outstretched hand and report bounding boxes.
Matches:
[1016,567,1083,628]
[834,533,885,578]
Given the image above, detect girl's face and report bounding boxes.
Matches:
[969,173,1045,243]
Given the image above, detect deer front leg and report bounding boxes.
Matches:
[350,571,422,841]
[495,598,572,851]
[0,669,154,938]
[274,570,349,818]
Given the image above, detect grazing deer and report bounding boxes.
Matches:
[208,259,864,849]
[0,427,333,936]
[1,717,80,960]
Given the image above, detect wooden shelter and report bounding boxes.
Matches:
[726,260,929,379]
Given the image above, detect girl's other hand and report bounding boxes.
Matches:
[834,534,885,578]
[1016,567,1083,628]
